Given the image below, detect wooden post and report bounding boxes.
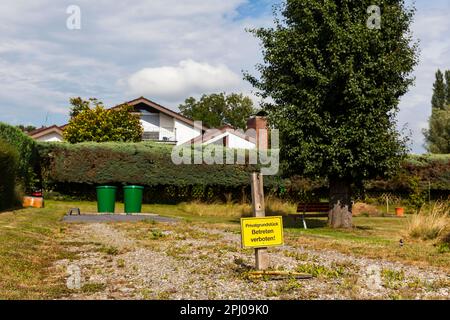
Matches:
[250,172,269,270]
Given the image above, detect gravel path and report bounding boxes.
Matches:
[54,221,450,300]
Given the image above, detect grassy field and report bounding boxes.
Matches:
[0,200,448,299]
[0,202,71,299]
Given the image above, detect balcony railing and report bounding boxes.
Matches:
[142,127,176,142]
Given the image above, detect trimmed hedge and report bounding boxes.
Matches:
[0,123,38,190]
[38,142,450,203]
[367,154,450,194]
[38,142,261,187]
[38,142,308,203]
[0,139,19,211]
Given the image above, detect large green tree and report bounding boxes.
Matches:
[431,70,446,110]
[445,70,450,106]
[424,109,450,154]
[16,125,37,133]
[179,93,256,130]
[64,98,143,143]
[424,69,450,153]
[246,0,418,228]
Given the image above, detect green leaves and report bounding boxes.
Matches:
[424,108,450,154]
[0,122,38,190]
[247,0,418,182]
[431,70,447,110]
[63,99,143,143]
[179,93,256,130]
[425,69,450,154]
[0,139,19,211]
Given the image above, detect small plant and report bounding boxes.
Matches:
[81,282,106,294]
[117,259,126,268]
[149,229,165,240]
[99,245,119,256]
[436,242,450,254]
[381,269,405,289]
[295,263,344,279]
[406,202,449,240]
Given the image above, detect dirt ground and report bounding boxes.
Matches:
[52,219,450,300]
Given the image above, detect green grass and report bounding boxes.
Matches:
[0,201,71,299]
[284,216,449,270]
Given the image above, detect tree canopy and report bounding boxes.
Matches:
[179,93,256,130]
[431,70,446,110]
[63,98,143,143]
[424,69,450,153]
[246,0,418,227]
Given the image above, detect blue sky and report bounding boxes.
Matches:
[0,0,449,153]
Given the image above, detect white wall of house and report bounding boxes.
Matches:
[175,119,202,145]
[138,110,201,144]
[228,134,256,150]
[201,131,256,150]
[35,132,63,142]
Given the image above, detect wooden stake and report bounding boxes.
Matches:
[250,172,269,271]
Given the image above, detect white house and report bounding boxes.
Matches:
[120,96,203,146]
[29,97,267,150]
[28,125,64,142]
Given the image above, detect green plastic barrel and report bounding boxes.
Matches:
[124,186,144,214]
[96,186,117,213]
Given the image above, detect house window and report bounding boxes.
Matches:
[141,113,160,140]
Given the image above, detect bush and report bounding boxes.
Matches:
[39,141,259,187]
[407,202,449,240]
[63,101,143,143]
[0,122,38,190]
[0,140,19,211]
[38,141,314,203]
[368,154,450,195]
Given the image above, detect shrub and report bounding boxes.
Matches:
[368,154,450,194]
[38,141,261,187]
[0,139,19,211]
[0,122,38,190]
[63,101,143,143]
[407,202,449,240]
[38,141,450,203]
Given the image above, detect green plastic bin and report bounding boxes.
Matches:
[124,186,144,214]
[96,186,117,213]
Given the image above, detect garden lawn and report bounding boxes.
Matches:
[0,202,72,299]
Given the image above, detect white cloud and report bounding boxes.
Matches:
[127,59,242,102]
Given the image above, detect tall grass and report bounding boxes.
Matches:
[178,196,296,218]
[407,202,449,240]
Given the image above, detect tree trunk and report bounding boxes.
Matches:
[328,177,352,229]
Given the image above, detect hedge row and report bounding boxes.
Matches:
[38,142,262,187]
[367,154,450,193]
[0,139,19,211]
[38,142,450,203]
[0,122,38,190]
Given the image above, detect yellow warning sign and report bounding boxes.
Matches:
[240,216,284,249]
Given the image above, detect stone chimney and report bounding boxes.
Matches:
[247,113,268,150]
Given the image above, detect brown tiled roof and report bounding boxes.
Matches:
[28,125,63,139]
